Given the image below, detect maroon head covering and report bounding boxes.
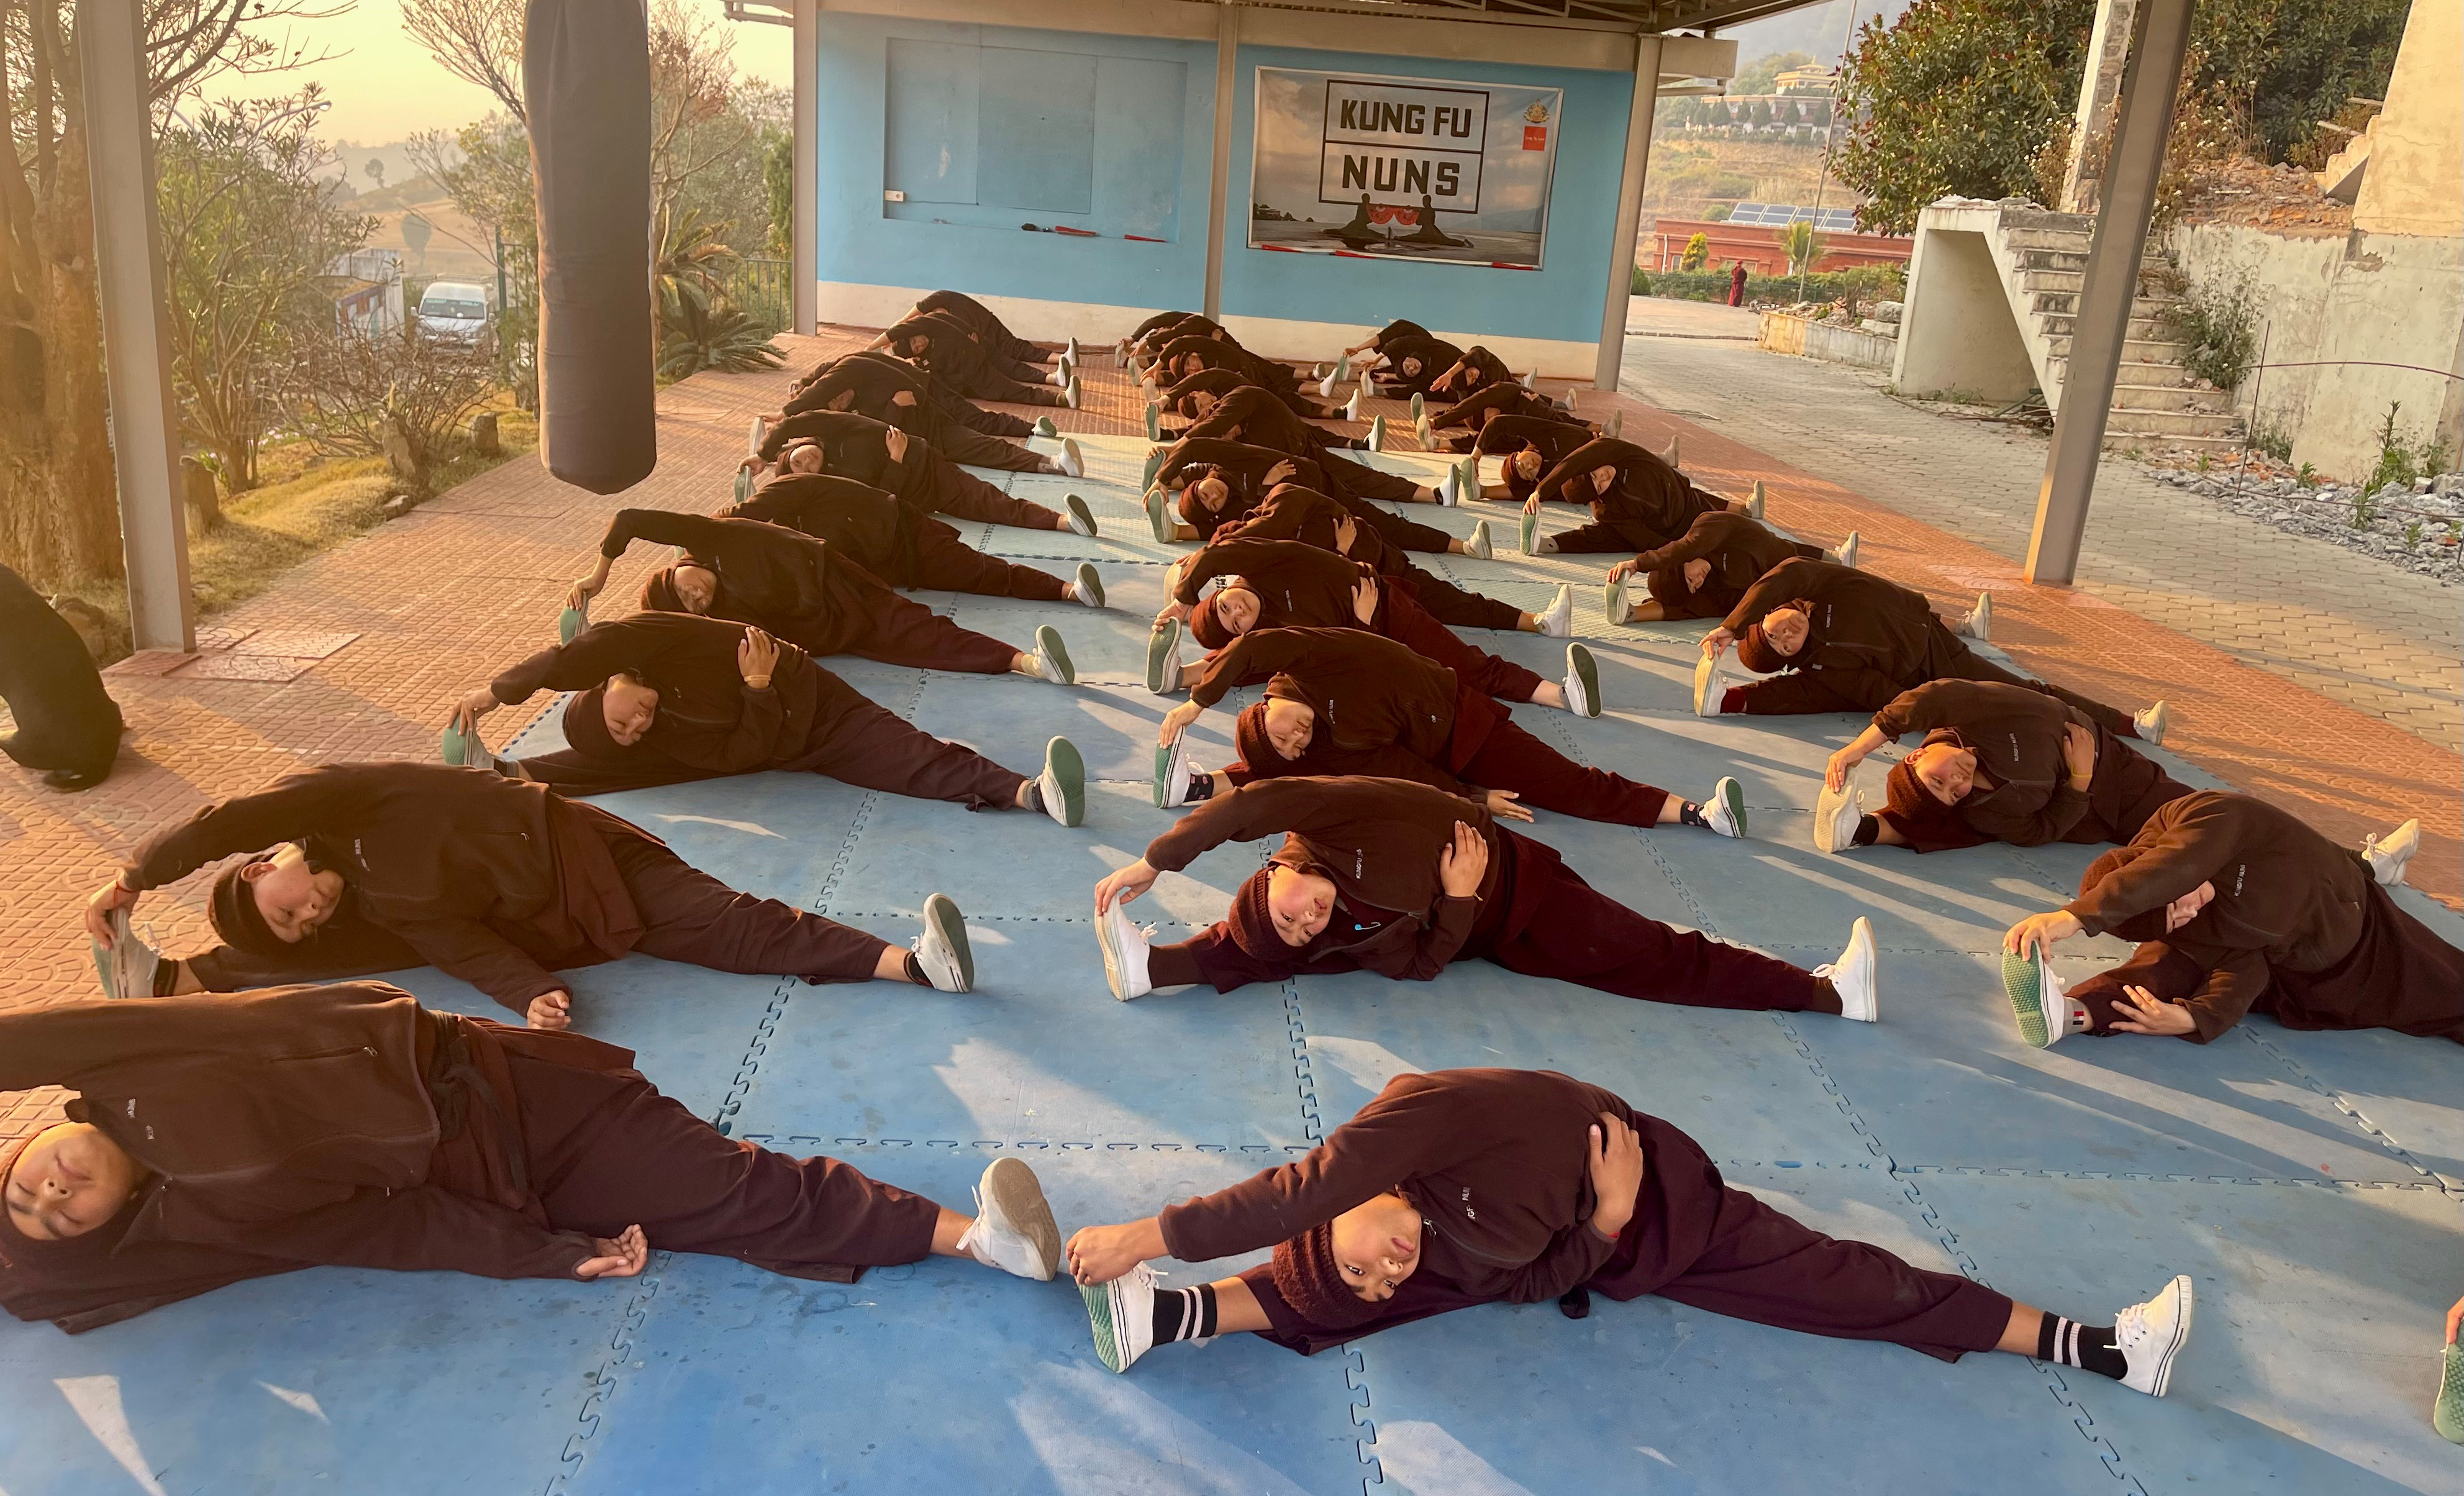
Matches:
[1225,867,1282,959]
[1189,594,1234,651]
[1734,623,1784,674]
[641,568,684,614]
[1884,731,1973,829]
[1270,1221,1388,1330]
[209,856,287,957]
[561,686,624,760]
[1233,699,1321,778]
[2080,846,2171,943]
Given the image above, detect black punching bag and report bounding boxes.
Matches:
[525,0,657,493]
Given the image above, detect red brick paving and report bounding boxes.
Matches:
[1,322,2450,1146]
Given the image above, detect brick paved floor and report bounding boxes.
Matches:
[1617,298,2464,755]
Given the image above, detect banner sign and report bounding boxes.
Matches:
[1252,67,1561,270]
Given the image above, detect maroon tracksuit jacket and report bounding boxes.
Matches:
[1633,511,1827,620]
[1191,628,1669,826]
[0,985,939,1333]
[1868,680,2184,851]
[486,613,1026,806]
[2062,792,2464,1043]
[1372,335,1463,397]
[1532,437,1727,552]
[1427,345,1512,401]
[1137,777,1830,1011]
[724,475,1066,601]
[1177,537,1540,700]
[1157,1069,2009,1358]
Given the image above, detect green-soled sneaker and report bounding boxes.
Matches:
[2435,1343,2464,1443]
[2002,949,2071,1049]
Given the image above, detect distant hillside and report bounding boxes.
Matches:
[1722,0,1915,68]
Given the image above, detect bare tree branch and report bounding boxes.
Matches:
[398,0,525,122]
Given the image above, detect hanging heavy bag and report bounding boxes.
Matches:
[525,0,657,494]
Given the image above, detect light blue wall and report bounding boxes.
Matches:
[814,16,1217,313]
[1219,45,1630,345]
[811,21,1630,342]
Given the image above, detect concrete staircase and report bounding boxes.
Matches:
[1987,204,2242,450]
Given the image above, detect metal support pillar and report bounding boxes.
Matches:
[1595,34,1663,391]
[2025,0,2193,585]
[1201,2,1240,322]
[78,0,193,651]
[791,0,819,334]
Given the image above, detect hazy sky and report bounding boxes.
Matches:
[212,0,793,144]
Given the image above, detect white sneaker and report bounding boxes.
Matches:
[1414,414,1434,448]
[2363,818,2421,887]
[1071,562,1106,610]
[1032,624,1076,685]
[1746,480,1765,521]
[1604,409,1624,440]
[1057,352,1076,383]
[1096,891,1156,1000]
[747,413,767,457]
[1813,916,1878,1022]
[442,721,498,772]
[1451,458,1479,504]
[1604,575,1635,625]
[1537,584,1574,639]
[2114,1275,2195,1397]
[1368,415,1388,452]
[1145,619,1181,696]
[1692,652,1733,718]
[1065,377,1083,410]
[1047,366,1068,388]
[1066,336,1081,364]
[1343,388,1363,422]
[1664,434,1681,470]
[1144,404,1162,440]
[1064,492,1097,537]
[90,909,160,1000]
[1835,531,1861,569]
[1409,390,1423,419]
[2001,947,2081,1049]
[1154,732,1199,808]
[1518,509,1540,556]
[1334,352,1350,383]
[957,1157,1062,1280]
[1039,736,1086,828]
[1034,414,1058,439]
[1701,776,1746,837]
[1057,438,1086,480]
[1960,591,1993,642]
[1083,1261,1160,1372]
[1465,521,1493,561]
[2134,700,2170,747]
[1812,782,1863,854]
[913,893,974,993]
[1318,367,1342,398]
[1521,369,1538,390]
[1563,642,1601,717]
[1143,487,1173,544]
[559,600,590,645]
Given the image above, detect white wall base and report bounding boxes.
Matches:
[814,281,1599,376]
[816,282,1176,346]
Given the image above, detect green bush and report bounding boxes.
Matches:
[1633,265,1906,307]
[2158,272,2258,390]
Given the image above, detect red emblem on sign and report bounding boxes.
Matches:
[1523,125,1548,150]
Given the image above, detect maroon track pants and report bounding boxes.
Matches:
[1457,702,1669,827]
[889,444,1063,530]
[788,562,1021,675]
[1380,586,1543,702]
[506,1041,941,1275]
[934,387,1033,438]
[906,521,1070,603]
[1393,565,1526,632]
[924,411,1050,473]
[1236,1124,2008,1361]
[1322,452,1428,506]
[791,666,1028,810]
[1480,844,1836,1013]
[951,364,1065,406]
[184,827,891,997]
[1345,496,1452,554]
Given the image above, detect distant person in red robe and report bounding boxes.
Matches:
[1728,262,1750,307]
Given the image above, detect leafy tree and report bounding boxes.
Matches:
[1733,50,1814,96]
[1681,232,1710,270]
[1782,219,1821,271]
[0,0,341,585]
[405,114,538,407]
[653,207,780,378]
[1708,99,1732,129]
[156,90,373,492]
[2191,0,2407,164]
[279,315,497,498]
[763,130,794,257]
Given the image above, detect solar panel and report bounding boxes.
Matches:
[1721,203,1863,232]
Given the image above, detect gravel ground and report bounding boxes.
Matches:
[2149,467,2464,584]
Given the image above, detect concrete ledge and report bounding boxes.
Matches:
[1757,310,1897,370]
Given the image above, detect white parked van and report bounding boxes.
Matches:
[416,282,493,348]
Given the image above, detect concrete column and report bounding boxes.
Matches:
[792,0,819,334]
[1594,34,1664,391]
[1201,2,1240,322]
[78,0,193,652]
[2027,0,2193,585]
[2060,0,2139,215]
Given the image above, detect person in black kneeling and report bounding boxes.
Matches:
[0,563,124,791]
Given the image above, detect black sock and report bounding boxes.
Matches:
[903,951,927,985]
[2036,1315,2125,1380]
[1184,772,1216,802]
[1676,800,1707,828]
[1851,814,1881,847]
[1021,779,1044,814]
[1151,1282,1218,1343]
